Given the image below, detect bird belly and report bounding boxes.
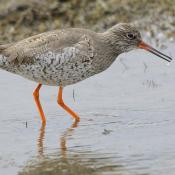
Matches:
[0,46,116,86]
[17,65,94,86]
[15,59,95,86]
[0,51,115,86]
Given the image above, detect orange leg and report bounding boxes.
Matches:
[33,84,46,123]
[57,86,80,122]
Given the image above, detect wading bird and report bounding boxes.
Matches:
[0,23,172,123]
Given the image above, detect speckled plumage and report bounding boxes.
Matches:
[0,23,141,86]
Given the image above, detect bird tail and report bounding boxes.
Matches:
[0,43,13,52]
[0,43,14,70]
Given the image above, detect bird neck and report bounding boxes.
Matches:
[100,31,125,56]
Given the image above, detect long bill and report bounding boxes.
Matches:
[138,41,172,62]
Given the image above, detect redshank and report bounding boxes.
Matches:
[0,23,172,123]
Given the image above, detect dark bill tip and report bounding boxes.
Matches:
[138,41,172,62]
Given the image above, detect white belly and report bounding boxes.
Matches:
[17,54,95,86]
[0,49,96,86]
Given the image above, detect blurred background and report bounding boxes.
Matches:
[0,1,175,175]
[0,0,174,43]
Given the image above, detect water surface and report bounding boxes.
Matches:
[0,43,175,175]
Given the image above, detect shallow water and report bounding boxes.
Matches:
[0,42,175,175]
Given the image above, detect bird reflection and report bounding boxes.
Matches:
[37,120,79,158]
[60,120,79,158]
[37,123,46,157]
[18,120,118,175]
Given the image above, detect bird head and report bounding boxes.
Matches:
[107,23,172,62]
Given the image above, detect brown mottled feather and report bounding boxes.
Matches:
[0,29,96,64]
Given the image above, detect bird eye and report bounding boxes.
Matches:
[127,33,136,40]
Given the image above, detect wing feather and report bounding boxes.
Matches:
[0,30,94,65]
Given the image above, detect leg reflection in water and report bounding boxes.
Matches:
[19,120,118,175]
[37,120,79,158]
[37,123,46,157]
[60,120,79,158]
